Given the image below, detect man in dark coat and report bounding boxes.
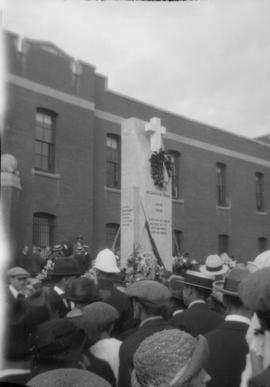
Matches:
[205,267,251,387]
[239,266,270,387]
[45,257,83,318]
[118,280,173,387]
[94,248,133,336]
[170,270,223,336]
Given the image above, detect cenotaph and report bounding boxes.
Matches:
[120,117,172,270]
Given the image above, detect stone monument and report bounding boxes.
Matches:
[121,117,172,270]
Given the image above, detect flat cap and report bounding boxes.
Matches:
[7,266,30,277]
[125,280,171,307]
[83,301,119,332]
[239,266,270,312]
[27,368,112,387]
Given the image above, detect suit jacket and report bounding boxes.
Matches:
[205,320,249,387]
[46,287,71,318]
[170,302,223,336]
[248,366,270,387]
[118,317,173,387]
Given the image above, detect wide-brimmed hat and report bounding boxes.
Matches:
[27,369,112,387]
[168,275,185,300]
[125,279,171,307]
[247,250,270,271]
[214,266,250,297]
[64,277,98,304]
[51,257,83,277]
[94,248,120,273]
[200,254,229,276]
[239,266,270,312]
[7,267,30,278]
[178,270,214,290]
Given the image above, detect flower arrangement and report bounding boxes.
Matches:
[126,248,165,284]
[149,149,172,188]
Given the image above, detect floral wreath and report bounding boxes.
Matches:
[149,149,172,188]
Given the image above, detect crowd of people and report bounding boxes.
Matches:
[1,240,270,387]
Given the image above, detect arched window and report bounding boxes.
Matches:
[106,134,121,189]
[106,223,120,251]
[216,163,227,206]
[218,234,229,255]
[35,108,57,172]
[168,151,180,199]
[33,212,55,247]
[255,172,264,211]
[258,237,267,253]
[172,229,183,256]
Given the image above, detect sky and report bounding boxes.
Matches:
[2,0,270,139]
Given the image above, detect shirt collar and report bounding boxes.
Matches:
[9,285,19,298]
[53,285,65,295]
[188,300,206,309]
[172,309,184,317]
[139,316,163,328]
[225,314,251,325]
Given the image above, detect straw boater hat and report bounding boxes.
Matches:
[27,369,112,387]
[178,270,214,291]
[200,254,229,276]
[133,329,209,387]
[214,266,250,297]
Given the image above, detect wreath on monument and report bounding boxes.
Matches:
[149,149,173,188]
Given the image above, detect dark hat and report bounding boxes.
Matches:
[125,280,171,307]
[168,275,185,299]
[27,369,112,387]
[64,277,98,304]
[33,319,86,363]
[51,257,83,277]
[214,266,250,297]
[179,270,214,290]
[239,266,270,312]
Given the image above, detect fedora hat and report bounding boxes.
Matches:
[214,266,250,297]
[51,257,83,277]
[200,255,229,276]
[179,270,214,290]
[64,277,98,304]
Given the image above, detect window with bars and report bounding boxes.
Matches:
[172,229,182,256]
[106,134,121,189]
[35,109,56,172]
[216,163,227,206]
[33,212,55,247]
[106,223,120,250]
[255,172,264,211]
[168,151,180,199]
[258,237,267,253]
[218,234,229,255]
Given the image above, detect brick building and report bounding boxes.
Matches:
[2,30,270,264]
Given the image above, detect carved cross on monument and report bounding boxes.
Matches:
[145,117,166,153]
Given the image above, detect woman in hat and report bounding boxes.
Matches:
[132,329,211,387]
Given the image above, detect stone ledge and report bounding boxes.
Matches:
[32,168,61,179]
[104,186,121,194]
[216,205,231,211]
[172,198,184,204]
[256,211,268,216]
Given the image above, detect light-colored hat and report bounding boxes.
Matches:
[214,267,250,297]
[178,270,214,291]
[200,254,229,276]
[125,279,171,307]
[7,267,30,278]
[239,266,270,312]
[133,330,209,387]
[27,369,112,387]
[247,250,270,271]
[94,248,120,273]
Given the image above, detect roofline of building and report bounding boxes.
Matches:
[4,30,270,149]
